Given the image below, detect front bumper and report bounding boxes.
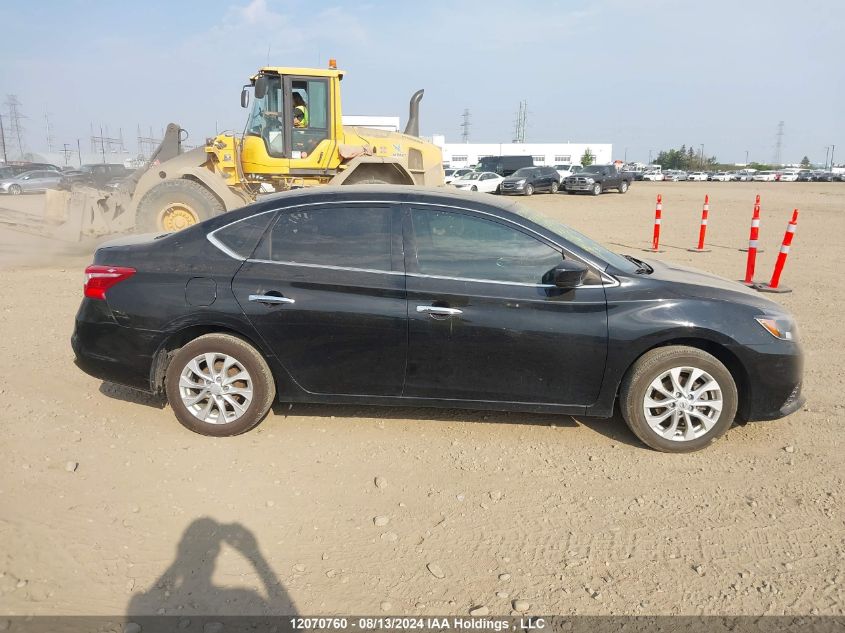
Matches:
[499,183,525,195]
[564,182,596,191]
[731,341,805,422]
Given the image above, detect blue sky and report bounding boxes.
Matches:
[1,0,842,165]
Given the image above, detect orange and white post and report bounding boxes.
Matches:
[755,209,798,294]
[742,195,762,284]
[648,194,665,252]
[689,194,711,253]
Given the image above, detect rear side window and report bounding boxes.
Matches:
[257,206,393,271]
[212,212,276,259]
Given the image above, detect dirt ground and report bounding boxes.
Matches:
[0,182,842,617]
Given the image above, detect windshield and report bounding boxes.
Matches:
[246,75,285,157]
[458,172,481,180]
[509,203,641,274]
[582,165,604,173]
[511,167,534,177]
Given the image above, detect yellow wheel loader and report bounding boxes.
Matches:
[0,62,444,239]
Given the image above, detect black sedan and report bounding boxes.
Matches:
[72,186,804,452]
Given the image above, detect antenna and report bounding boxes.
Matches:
[460,108,471,143]
[773,120,784,165]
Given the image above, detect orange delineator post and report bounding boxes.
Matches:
[689,194,711,253]
[755,209,798,293]
[742,195,762,284]
[650,194,664,252]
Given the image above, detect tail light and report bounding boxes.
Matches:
[84,265,136,300]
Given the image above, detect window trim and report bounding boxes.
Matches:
[206,199,618,288]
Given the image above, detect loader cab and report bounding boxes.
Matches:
[241,66,344,182]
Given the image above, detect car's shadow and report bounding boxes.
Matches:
[271,401,644,449]
[96,380,645,449]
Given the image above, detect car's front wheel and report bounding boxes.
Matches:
[619,346,738,452]
[165,333,276,436]
[591,183,602,196]
[524,184,534,196]
[9,184,22,195]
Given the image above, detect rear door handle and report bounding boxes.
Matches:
[249,294,295,305]
[416,305,463,317]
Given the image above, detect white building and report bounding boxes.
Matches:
[431,135,613,168]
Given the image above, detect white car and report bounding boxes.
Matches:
[450,171,504,193]
[688,172,709,181]
[444,168,474,184]
[733,171,754,182]
[778,170,801,182]
[554,164,580,181]
[753,171,778,182]
[664,170,688,181]
[711,172,733,182]
[642,171,664,181]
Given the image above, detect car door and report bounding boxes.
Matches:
[231,203,407,396]
[402,204,608,407]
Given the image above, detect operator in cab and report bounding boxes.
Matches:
[293,92,309,128]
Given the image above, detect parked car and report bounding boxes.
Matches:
[554,164,580,181]
[449,171,504,193]
[733,171,754,182]
[444,168,474,184]
[59,163,131,189]
[663,170,688,182]
[811,171,834,182]
[641,171,665,182]
[499,166,560,195]
[0,162,62,180]
[796,171,814,182]
[688,172,709,182]
[71,185,805,452]
[476,155,534,177]
[752,171,778,182]
[563,165,632,195]
[710,172,733,182]
[0,169,63,195]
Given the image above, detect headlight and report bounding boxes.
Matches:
[584,177,594,183]
[755,315,797,341]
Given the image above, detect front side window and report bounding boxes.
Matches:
[291,78,329,157]
[257,206,393,271]
[410,208,562,284]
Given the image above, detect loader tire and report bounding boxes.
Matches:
[136,179,224,233]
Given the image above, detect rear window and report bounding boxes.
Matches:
[256,205,393,271]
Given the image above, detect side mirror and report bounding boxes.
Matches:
[240,87,249,108]
[549,259,589,289]
[254,75,268,100]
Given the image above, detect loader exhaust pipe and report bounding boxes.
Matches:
[403,89,424,137]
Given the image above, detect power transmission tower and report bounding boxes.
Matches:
[0,114,7,163]
[4,95,27,159]
[59,143,73,166]
[460,109,471,143]
[512,100,527,143]
[773,120,784,165]
[90,124,126,161]
[44,108,55,153]
[137,125,162,160]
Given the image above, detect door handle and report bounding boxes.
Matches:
[249,294,295,305]
[416,305,462,317]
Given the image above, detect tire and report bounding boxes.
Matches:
[550,181,559,194]
[618,181,629,194]
[591,183,602,196]
[524,183,534,196]
[165,333,276,437]
[619,346,738,453]
[9,184,22,195]
[471,185,478,192]
[136,179,224,233]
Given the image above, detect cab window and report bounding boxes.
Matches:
[291,78,328,158]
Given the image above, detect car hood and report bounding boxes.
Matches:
[640,258,783,311]
[502,176,529,183]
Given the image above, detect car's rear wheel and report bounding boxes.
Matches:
[550,181,559,194]
[619,346,738,452]
[524,184,534,196]
[165,333,276,437]
[471,185,478,192]
[618,181,629,193]
[591,183,602,196]
[9,184,22,195]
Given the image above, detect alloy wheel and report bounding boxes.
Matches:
[642,366,723,441]
[179,352,254,424]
